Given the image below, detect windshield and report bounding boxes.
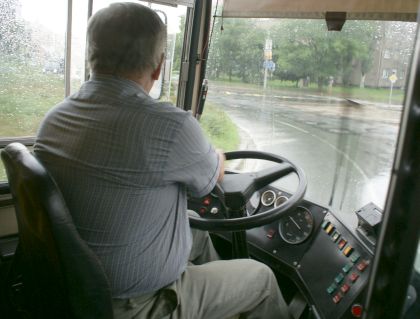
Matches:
[203,16,416,227]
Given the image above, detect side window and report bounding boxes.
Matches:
[70,0,89,94]
[0,0,67,181]
[0,1,188,182]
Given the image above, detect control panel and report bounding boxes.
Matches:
[188,187,374,319]
[298,213,372,319]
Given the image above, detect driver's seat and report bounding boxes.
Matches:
[1,143,113,318]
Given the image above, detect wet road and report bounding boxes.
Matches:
[207,85,402,227]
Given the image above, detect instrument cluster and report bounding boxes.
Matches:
[260,190,315,245]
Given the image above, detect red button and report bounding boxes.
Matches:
[340,284,350,294]
[351,304,363,317]
[199,207,207,214]
[266,229,276,239]
[333,294,342,304]
[338,239,347,250]
[350,273,359,283]
[357,260,369,272]
[203,197,211,206]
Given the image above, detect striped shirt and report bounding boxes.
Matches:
[34,74,221,298]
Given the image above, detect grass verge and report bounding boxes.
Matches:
[200,102,240,152]
[210,77,405,105]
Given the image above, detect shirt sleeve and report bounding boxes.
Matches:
[164,113,221,197]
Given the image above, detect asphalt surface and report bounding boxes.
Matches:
[207,84,402,228]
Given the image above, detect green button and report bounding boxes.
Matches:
[342,262,353,273]
[335,273,345,284]
[350,252,361,263]
[327,283,337,294]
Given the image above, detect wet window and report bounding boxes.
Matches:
[0,0,188,181]
[204,17,417,226]
[70,0,89,94]
[0,0,66,137]
[92,0,188,103]
[0,0,67,180]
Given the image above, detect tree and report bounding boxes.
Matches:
[172,15,186,73]
[338,21,378,87]
[206,14,223,80]
[355,22,379,88]
[0,0,32,60]
[271,20,377,89]
[206,17,388,89]
[272,20,341,89]
[207,18,265,83]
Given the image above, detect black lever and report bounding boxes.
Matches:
[196,79,208,121]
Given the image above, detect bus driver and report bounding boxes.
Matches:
[34,3,291,319]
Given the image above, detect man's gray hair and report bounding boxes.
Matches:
[87,2,167,75]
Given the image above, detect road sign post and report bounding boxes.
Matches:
[263,38,273,89]
[388,73,398,105]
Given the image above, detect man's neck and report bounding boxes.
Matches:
[92,71,154,93]
[124,73,154,93]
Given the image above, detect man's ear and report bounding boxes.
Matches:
[151,54,165,81]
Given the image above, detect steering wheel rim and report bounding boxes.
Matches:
[189,150,307,232]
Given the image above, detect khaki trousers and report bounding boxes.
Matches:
[113,224,290,319]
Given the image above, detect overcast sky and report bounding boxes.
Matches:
[20,0,185,35]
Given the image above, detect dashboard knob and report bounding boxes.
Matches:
[210,207,219,214]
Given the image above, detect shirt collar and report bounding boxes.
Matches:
[89,73,148,96]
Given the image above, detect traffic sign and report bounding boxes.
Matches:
[389,74,398,83]
[263,60,275,71]
[264,50,272,60]
[265,39,272,50]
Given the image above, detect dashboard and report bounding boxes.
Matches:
[188,186,375,319]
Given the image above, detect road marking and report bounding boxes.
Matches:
[278,121,309,134]
[243,93,263,97]
[308,133,370,182]
[275,119,378,203]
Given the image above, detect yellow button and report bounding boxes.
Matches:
[343,246,353,257]
[326,224,335,235]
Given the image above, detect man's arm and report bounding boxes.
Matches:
[165,114,224,197]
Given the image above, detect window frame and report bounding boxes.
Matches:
[364,24,420,318]
[1,3,419,318]
[0,0,202,187]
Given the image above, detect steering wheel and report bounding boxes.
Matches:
[189,150,307,232]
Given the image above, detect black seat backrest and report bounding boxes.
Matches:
[1,143,113,319]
